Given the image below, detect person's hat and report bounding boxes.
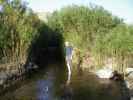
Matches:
[65,41,69,46]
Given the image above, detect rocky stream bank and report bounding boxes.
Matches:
[0,62,39,94]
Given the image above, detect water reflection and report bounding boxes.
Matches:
[61,69,124,100]
[37,80,53,100]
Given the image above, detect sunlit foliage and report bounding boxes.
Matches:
[0,0,41,63]
[48,5,133,72]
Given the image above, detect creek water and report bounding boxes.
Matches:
[0,61,128,100]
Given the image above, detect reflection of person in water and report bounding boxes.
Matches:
[61,84,73,100]
[110,70,124,81]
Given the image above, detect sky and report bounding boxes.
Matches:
[26,0,133,24]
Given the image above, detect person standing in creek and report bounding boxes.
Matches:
[65,42,73,85]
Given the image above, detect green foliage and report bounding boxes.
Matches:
[94,24,133,71]
[0,0,64,65]
[1,2,133,72]
[0,0,41,63]
[47,5,133,72]
[48,5,122,51]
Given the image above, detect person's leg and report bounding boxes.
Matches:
[66,58,72,85]
[67,62,71,76]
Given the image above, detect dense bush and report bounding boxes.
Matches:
[1,1,133,73]
[94,24,133,72]
[0,0,41,63]
[0,0,64,65]
[47,5,133,72]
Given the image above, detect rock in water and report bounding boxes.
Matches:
[0,72,8,85]
[96,68,113,78]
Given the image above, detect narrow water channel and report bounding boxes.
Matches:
[0,61,128,100]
